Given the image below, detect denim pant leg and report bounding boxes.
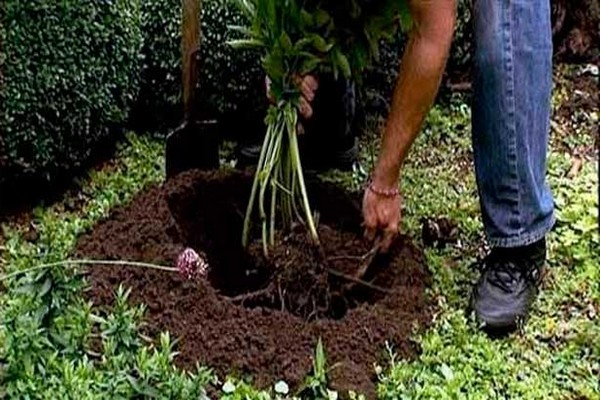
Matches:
[472,0,556,248]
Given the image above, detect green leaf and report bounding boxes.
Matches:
[227,39,264,50]
[293,37,314,51]
[227,24,253,37]
[334,50,351,78]
[50,331,71,348]
[309,34,333,53]
[262,52,285,81]
[315,338,326,377]
[352,43,369,73]
[313,9,332,28]
[39,277,53,297]
[300,9,314,28]
[231,0,256,21]
[34,304,50,324]
[14,282,36,295]
[440,363,454,381]
[399,1,412,32]
[299,57,321,75]
[279,32,293,53]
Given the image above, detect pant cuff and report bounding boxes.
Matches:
[486,213,556,248]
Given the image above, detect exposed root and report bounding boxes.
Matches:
[326,268,391,294]
[234,226,393,320]
[327,255,364,262]
[229,285,275,304]
[349,244,380,281]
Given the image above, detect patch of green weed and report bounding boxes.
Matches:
[375,93,599,399]
[0,134,216,398]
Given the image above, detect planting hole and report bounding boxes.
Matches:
[165,170,395,320]
[79,169,430,397]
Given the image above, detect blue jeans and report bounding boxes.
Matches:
[472,0,555,248]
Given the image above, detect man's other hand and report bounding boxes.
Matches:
[265,75,319,120]
[362,186,402,252]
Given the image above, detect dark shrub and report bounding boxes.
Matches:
[0,0,142,192]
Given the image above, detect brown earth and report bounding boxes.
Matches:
[552,0,600,63]
[76,169,432,398]
[554,67,599,158]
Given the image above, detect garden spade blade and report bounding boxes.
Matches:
[166,118,219,179]
[165,0,219,179]
[341,240,383,293]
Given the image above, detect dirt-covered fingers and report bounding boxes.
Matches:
[380,222,399,253]
[362,189,401,252]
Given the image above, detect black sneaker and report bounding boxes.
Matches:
[471,238,546,330]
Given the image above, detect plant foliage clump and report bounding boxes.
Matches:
[231,0,409,253]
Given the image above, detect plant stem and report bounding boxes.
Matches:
[281,143,293,228]
[242,123,273,248]
[262,215,269,257]
[291,162,303,223]
[270,179,277,247]
[287,107,319,243]
[259,120,284,256]
[259,121,282,223]
[0,259,177,281]
[273,179,292,196]
[259,134,276,257]
[243,104,320,251]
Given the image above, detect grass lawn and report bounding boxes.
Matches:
[1,64,598,399]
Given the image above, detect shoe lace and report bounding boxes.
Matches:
[473,253,539,294]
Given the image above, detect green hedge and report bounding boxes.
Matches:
[130,0,181,130]
[0,0,142,190]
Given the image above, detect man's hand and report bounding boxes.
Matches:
[362,0,455,251]
[362,186,401,252]
[296,75,318,119]
[265,75,319,120]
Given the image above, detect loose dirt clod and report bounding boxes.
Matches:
[77,169,432,398]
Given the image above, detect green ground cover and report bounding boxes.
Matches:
[1,65,597,399]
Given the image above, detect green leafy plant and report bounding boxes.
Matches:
[230,0,408,255]
[298,339,338,399]
[0,136,217,398]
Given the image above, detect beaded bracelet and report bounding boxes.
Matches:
[367,181,400,198]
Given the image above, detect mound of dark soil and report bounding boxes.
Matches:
[77,169,432,398]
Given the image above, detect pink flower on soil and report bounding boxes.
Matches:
[176,248,209,280]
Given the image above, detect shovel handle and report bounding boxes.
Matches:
[182,0,201,119]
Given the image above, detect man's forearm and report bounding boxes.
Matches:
[372,1,456,188]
